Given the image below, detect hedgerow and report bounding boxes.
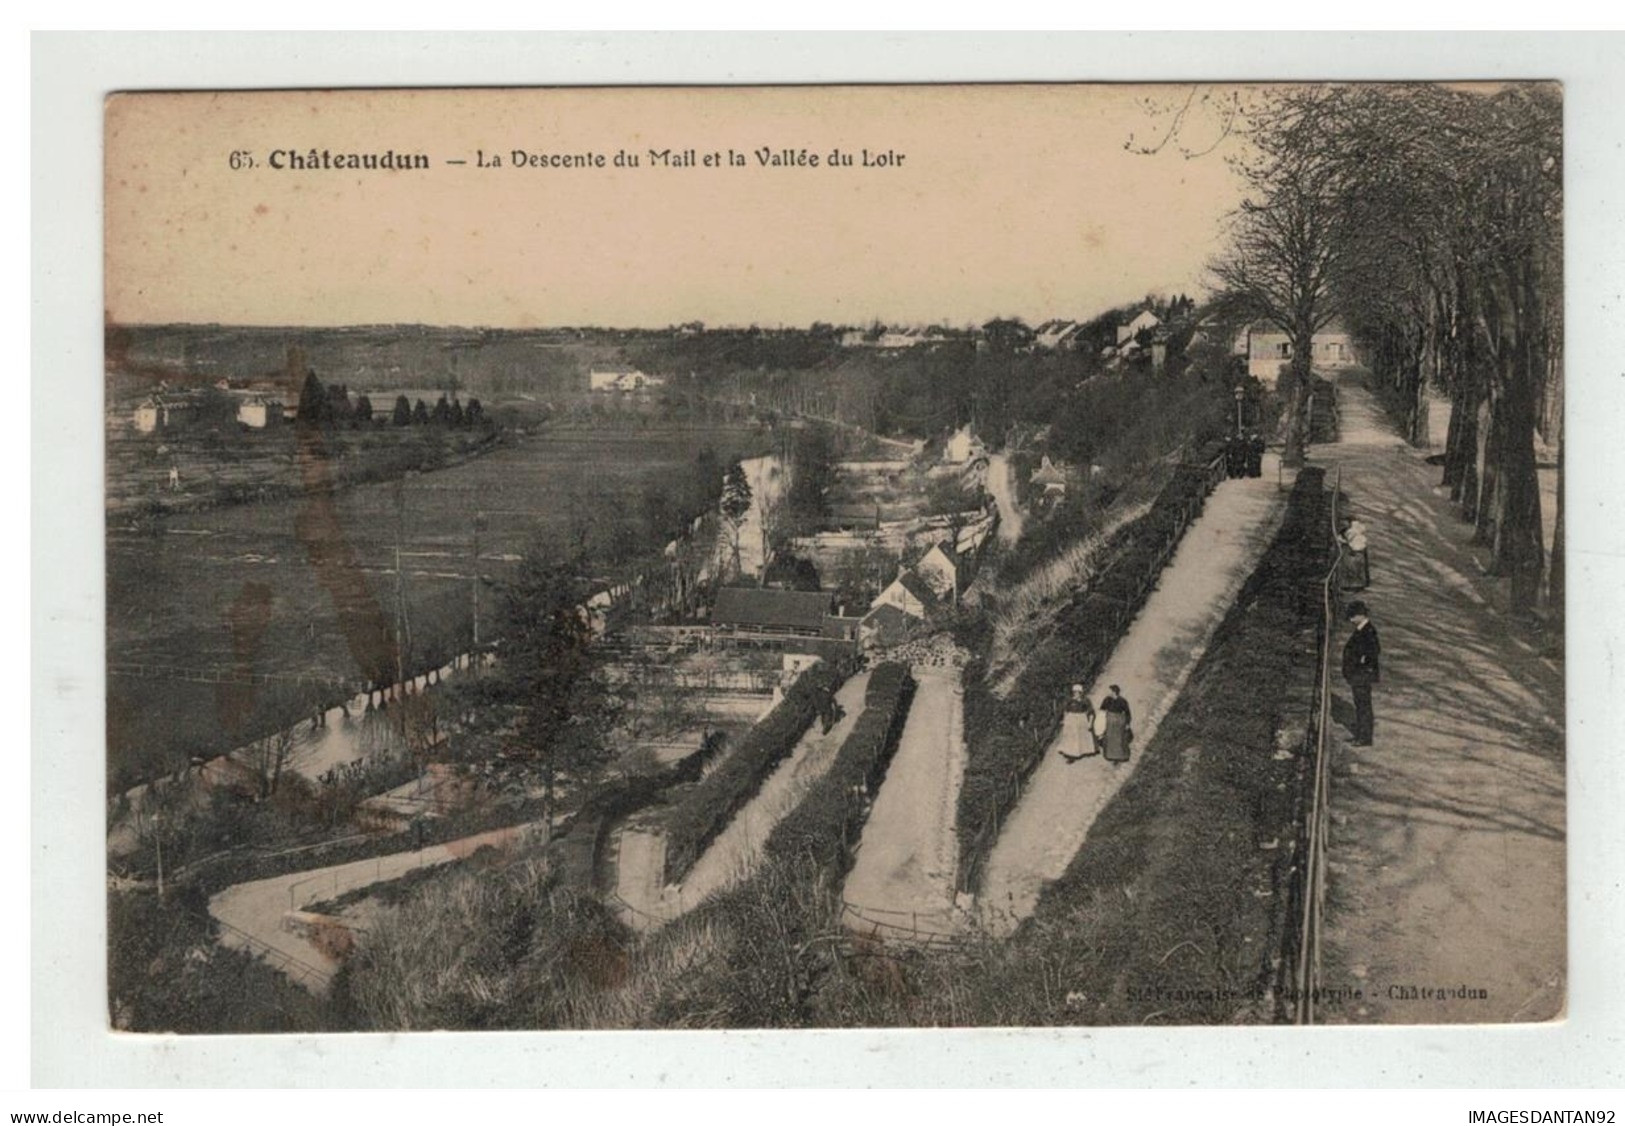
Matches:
[662,659,851,883]
[764,662,916,873]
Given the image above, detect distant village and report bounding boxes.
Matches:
[117,300,1357,438]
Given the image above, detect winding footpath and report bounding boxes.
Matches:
[986,453,1026,545]
[611,671,872,930]
[208,821,539,993]
[977,461,1288,934]
[842,664,967,940]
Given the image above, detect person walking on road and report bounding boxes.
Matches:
[1340,517,1371,590]
[1059,683,1099,762]
[1342,600,1382,746]
[1246,432,1265,478]
[1100,684,1133,765]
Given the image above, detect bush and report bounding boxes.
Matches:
[764,662,916,873]
[339,854,631,1030]
[662,659,851,883]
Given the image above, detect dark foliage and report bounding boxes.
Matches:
[764,662,915,873]
[662,659,851,882]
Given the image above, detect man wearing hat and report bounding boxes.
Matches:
[1341,600,1381,746]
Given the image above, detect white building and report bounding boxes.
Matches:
[588,369,666,393]
[131,395,197,434]
[912,542,963,600]
[236,396,283,429]
[1116,309,1162,345]
[1237,322,1357,386]
[943,425,985,465]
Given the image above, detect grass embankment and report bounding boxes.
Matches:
[773,467,1334,1027]
[1008,467,1333,1023]
[335,662,913,1030]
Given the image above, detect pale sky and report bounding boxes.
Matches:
[105,85,1247,328]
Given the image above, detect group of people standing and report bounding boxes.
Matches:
[1226,432,1266,479]
[1059,684,1133,765]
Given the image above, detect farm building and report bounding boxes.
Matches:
[709,586,860,655]
[711,587,836,639]
[236,396,284,429]
[588,369,666,393]
[131,395,199,434]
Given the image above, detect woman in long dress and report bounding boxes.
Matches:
[1100,684,1133,764]
[1059,684,1098,762]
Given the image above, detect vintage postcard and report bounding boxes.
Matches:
[102,82,1564,1034]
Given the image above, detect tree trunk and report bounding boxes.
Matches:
[1548,423,1564,628]
[1495,267,1547,618]
[1281,324,1316,466]
[1448,374,1480,507]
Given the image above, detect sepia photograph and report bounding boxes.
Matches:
[97,77,1566,1039]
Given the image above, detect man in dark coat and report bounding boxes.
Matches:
[1341,600,1381,746]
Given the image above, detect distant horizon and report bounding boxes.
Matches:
[103,294,1198,336]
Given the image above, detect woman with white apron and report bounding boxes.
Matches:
[1059,684,1099,762]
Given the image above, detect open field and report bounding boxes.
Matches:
[107,425,767,788]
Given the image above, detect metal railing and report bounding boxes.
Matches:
[838,900,969,953]
[206,909,335,991]
[1291,463,1343,1023]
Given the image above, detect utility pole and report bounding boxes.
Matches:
[152,810,164,900]
[471,510,483,673]
[393,480,410,695]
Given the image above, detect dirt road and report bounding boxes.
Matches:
[1314,372,1565,1023]
[986,453,1025,545]
[977,465,1288,934]
[208,822,535,992]
[611,672,871,930]
[842,665,966,939]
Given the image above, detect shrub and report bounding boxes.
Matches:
[662,659,851,883]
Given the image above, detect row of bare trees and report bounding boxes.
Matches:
[1212,83,1562,619]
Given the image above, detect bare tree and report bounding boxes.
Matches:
[245,726,299,801]
[1209,88,1344,466]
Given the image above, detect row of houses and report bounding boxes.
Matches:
[708,538,967,652]
[1236,323,1357,384]
[130,386,288,434]
[838,326,957,349]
